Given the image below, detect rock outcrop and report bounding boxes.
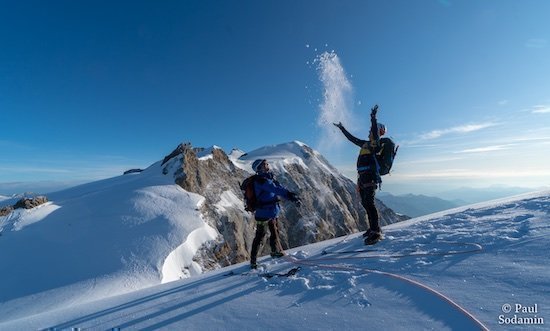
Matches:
[0,196,48,216]
[13,196,48,209]
[0,206,13,217]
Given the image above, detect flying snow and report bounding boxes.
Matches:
[314,51,362,153]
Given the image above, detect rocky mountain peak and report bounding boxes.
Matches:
[160,141,408,271]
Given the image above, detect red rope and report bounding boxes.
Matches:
[284,252,489,331]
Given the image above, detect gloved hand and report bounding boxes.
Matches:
[287,192,302,206]
[371,104,378,118]
[333,122,343,129]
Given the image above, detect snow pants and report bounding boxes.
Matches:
[358,172,381,233]
[250,217,284,264]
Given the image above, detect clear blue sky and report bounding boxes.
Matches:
[1,0,549,195]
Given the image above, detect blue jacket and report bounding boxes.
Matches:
[253,172,291,219]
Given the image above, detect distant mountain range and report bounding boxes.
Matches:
[434,186,541,204]
[377,193,461,218]
[378,185,546,218]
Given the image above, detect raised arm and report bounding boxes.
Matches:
[370,105,380,143]
[333,122,366,147]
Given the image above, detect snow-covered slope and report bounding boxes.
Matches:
[0,140,406,323]
[0,160,218,319]
[2,190,548,330]
[231,140,338,175]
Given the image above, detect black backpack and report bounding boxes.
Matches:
[376,137,398,176]
[240,175,260,212]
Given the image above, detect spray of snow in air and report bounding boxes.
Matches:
[315,51,359,152]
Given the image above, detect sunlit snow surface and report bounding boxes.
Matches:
[1,190,548,330]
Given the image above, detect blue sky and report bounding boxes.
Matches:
[1,0,549,195]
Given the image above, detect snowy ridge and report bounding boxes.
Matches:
[230,140,339,175]
[195,145,223,160]
[0,159,219,319]
[1,190,548,330]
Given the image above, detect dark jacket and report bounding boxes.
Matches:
[253,172,292,219]
[338,116,381,179]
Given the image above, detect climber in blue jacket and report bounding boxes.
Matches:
[249,159,300,269]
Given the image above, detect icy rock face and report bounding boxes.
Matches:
[161,142,408,270]
[161,144,254,268]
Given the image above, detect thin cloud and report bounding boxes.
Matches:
[419,122,497,140]
[0,162,139,182]
[405,143,442,148]
[0,180,86,195]
[398,156,464,165]
[509,135,550,143]
[455,144,516,154]
[525,38,548,49]
[394,168,550,179]
[532,105,550,114]
[0,166,72,174]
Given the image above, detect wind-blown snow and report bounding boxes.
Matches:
[315,51,365,155]
[161,223,218,283]
[1,190,548,330]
